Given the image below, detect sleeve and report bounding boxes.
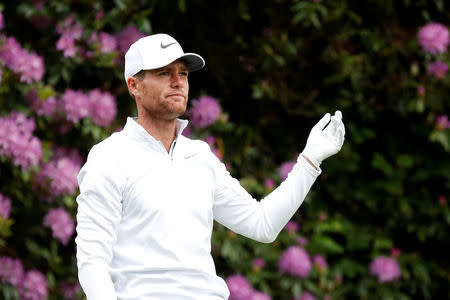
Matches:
[75,146,123,300]
[212,154,321,243]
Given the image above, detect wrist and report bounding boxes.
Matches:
[300,153,319,170]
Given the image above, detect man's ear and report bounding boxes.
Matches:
[127,77,139,98]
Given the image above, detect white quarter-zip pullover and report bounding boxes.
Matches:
[75,117,321,300]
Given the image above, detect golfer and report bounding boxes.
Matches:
[75,33,345,300]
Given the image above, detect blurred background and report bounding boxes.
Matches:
[0,0,449,299]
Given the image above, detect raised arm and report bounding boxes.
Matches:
[212,111,345,243]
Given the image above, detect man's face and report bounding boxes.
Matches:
[132,59,189,121]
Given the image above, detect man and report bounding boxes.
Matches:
[75,33,345,300]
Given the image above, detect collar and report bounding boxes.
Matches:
[122,117,189,153]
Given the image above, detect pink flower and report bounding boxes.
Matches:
[279,160,296,180]
[51,145,84,166]
[44,208,75,245]
[296,236,308,246]
[226,274,254,300]
[182,124,193,137]
[88,89,117,126]
[251,291,272,300]
[418,22,450,54]
[0,36,45,83]
[264,178,275,190]
[278,246,312,278]
[19,270,48,300]
[38,155,81,200]
[21,52,45,83]
[427,61,448,79]
[61,89,91,123]
[56,17,83,40]
[55,17,83,57]
[284,220,299,232]
[369,256,401,283]
[95,11,104,20]
[436,115,450,129]
[390,248,401,257]
[98,32,117,53]
[293,291,316,300]
[416,85,426,96]
[115,25,146,57]
[0,12,4,30]
[56,35,77,57]
[0,256,24,286]
[26,89,58,117]
[187,95,222,128]
[0,192,11,218]
[0,112,42,170]
[313,254,328,270]
[59,280,81,299]
[252,258,265,270]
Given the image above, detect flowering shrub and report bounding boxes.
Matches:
[0,1,449,299]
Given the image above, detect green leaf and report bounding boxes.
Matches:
[0,218,13,238]
[308,234,344,254]
[335,258,366,278]
[396,154,414,168]
[430,130,450,152]
[371,152,394,176]
[374,237,393,251]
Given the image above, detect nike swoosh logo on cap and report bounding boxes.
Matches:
[160,42,177,49]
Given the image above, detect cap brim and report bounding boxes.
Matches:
[180,53,205,72]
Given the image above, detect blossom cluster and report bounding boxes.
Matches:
[35,146,83,201]
[278,246,312,278]
[26,87,117,127]
[436,115,450,129]
[0,36,45,83]
[62,88,117,126]
[418,22,449,55]
[417,22,450,134]
[0,111,42,170]
[187,95,222,128]
[0,191,11,218]
[56,15,145,60]
[43,207,75,245]
[226,274,272,300]
[0,257,48,300]
[417,22,449,80]
[369,256,402,283]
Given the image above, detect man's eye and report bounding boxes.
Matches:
[180,72,188,77]
[159,71,169,76]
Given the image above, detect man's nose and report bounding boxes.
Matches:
[171,74,185,87]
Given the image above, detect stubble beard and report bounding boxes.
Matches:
[143,99,187,122]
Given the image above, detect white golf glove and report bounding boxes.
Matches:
[301,110,345,168]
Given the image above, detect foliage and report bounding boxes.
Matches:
[0,0,449,299]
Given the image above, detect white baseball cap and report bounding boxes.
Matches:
[124,33,205,80]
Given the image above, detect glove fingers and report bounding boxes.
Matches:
[314,113,331,131]
[325,116,345,148]
[336,125,345,147]
[334,110,342,120]
[334,116,345,136]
